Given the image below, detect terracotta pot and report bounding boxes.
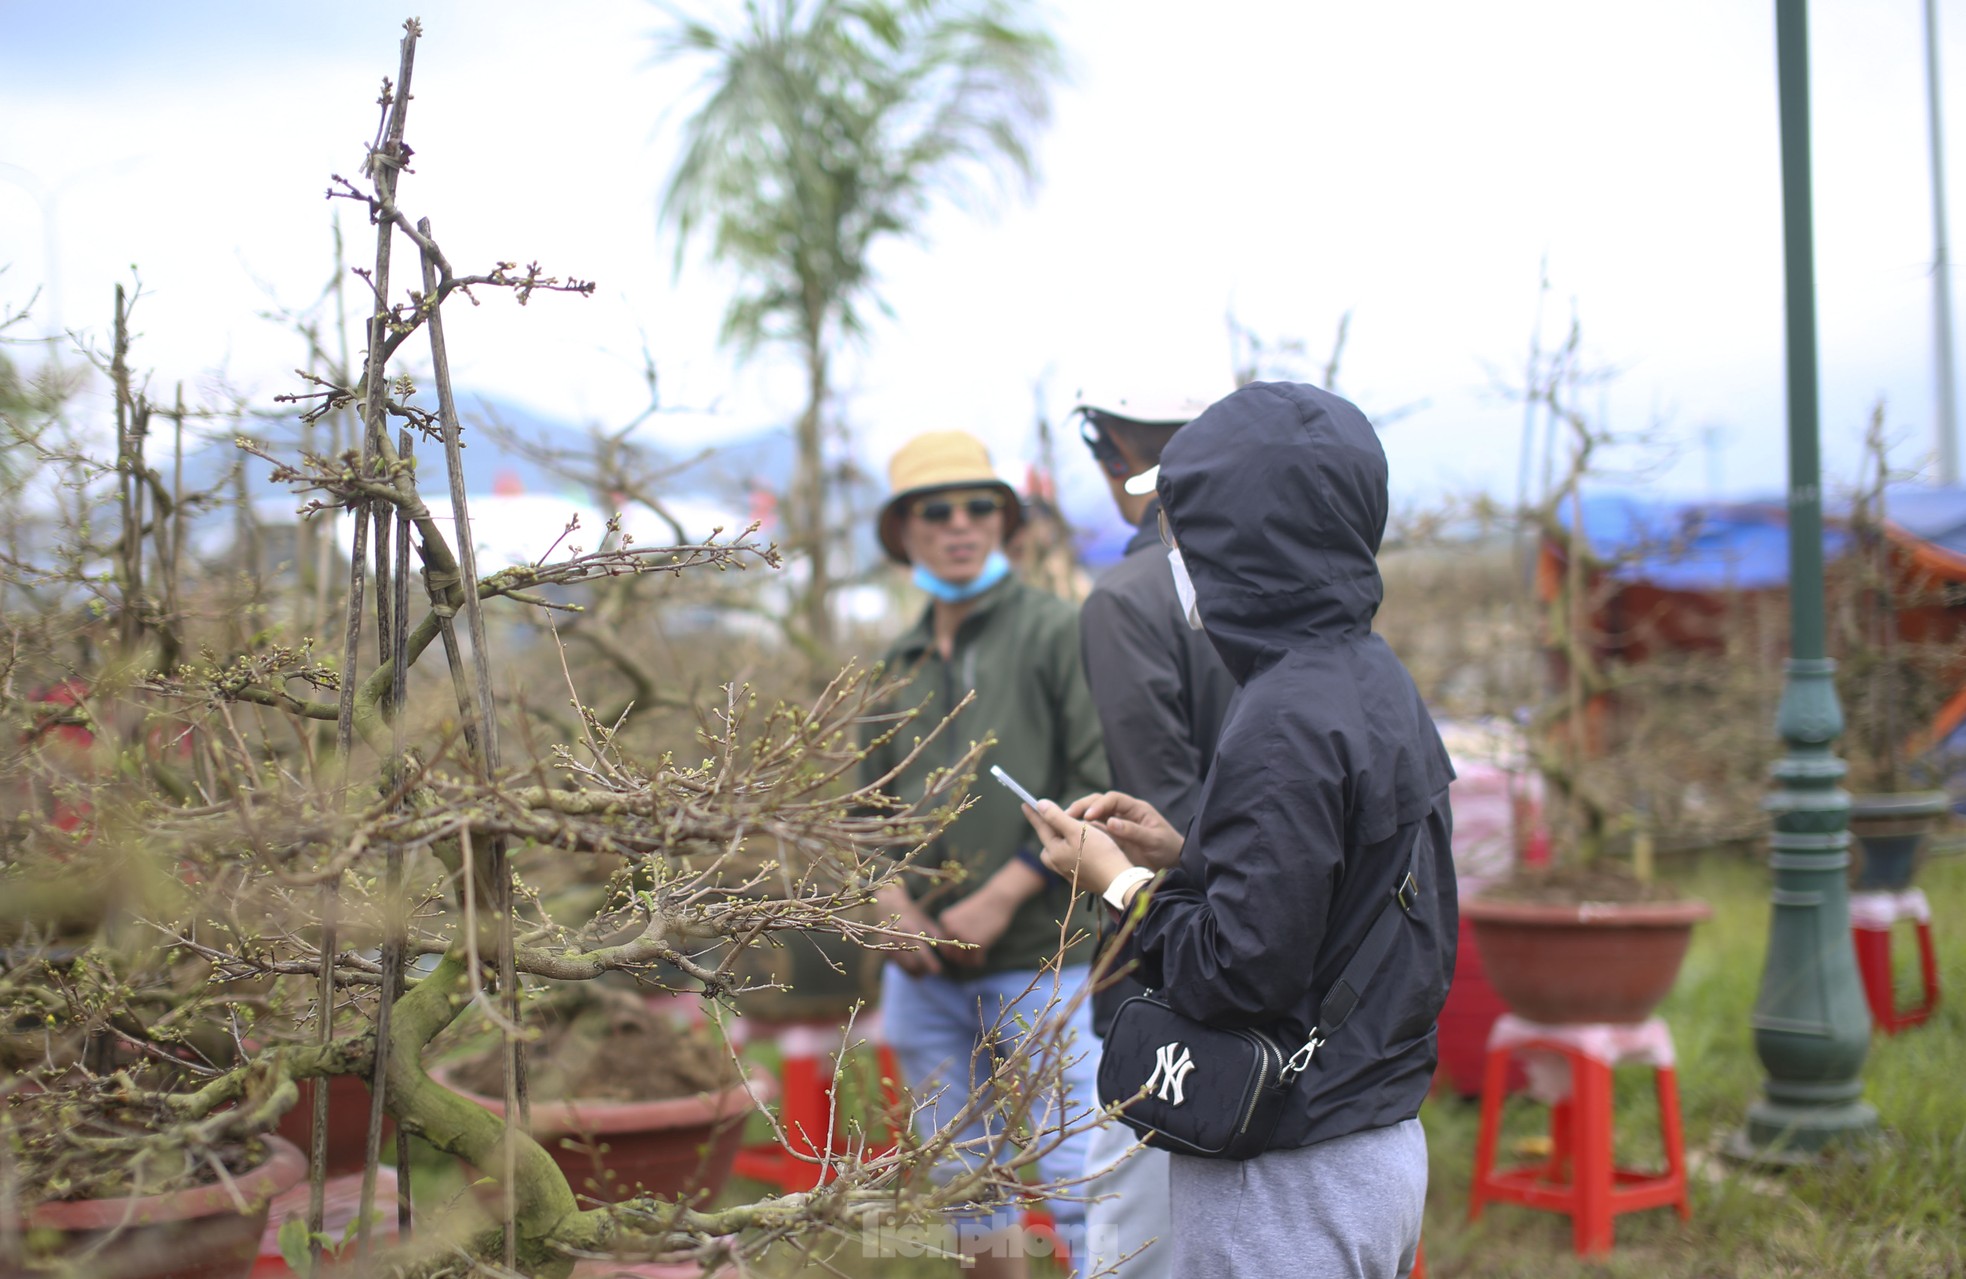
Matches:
[22,1134,307,1279]
[1848,790,1950,890]
[1462,895,1711,1025]
[438,1070,765,1205]
[273,1073,395,1178]
[250,1166,400,1277]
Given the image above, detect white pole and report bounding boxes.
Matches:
[1927,0,1959,484]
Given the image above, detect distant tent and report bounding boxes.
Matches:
[1547,487,1966,779]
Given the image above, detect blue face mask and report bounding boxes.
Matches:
[913,549,1012,602]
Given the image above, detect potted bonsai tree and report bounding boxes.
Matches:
[3,24,1101,1276]
[434,984,763,1206]
[1458,319,1711,1027]
[1832,412,1956,891]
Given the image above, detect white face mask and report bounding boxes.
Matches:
[1168,547,1204,631]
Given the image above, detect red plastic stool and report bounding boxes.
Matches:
[731,1012,902,1191]
[1468,1014,1689,1256]
[1018,1203,1069,1271]
[1851,890,1940,1034]
[733,1013,1071,1266]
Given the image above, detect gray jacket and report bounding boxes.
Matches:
[1080,498,1237,1033]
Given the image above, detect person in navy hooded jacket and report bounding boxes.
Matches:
[1023,381,1456,1279]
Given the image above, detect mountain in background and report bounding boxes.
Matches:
[179,391,794,527]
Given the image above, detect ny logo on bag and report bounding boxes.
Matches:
[1144,1041,1197,1106]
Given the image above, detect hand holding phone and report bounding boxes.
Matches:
[989,764,1044,809]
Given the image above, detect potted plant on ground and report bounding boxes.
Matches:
[1832,412,1956,892]
[0,23,1099,1275]
[435,985,764,1206]
[4,1047,308,1279]
[18,1135,308,1279]
[1458,320,1711,1027]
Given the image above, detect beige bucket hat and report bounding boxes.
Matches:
[877,430,1023,564]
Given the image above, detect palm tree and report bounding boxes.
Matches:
[657,0,1063,648]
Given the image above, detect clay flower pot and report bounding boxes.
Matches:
[22,1134,307,1279]
[1847,790,1950,890]
[438,1070,766,1205]
[1462,896,1712,1025]
[273,1072,395,1178]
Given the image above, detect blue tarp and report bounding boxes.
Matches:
[1569,485,1966,591]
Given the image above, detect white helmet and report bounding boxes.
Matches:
[1070,383,1225,483]
[1069,387,1217,427]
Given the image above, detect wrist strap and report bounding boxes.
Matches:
[1103,866,1157,912]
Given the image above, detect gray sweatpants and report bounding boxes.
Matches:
[1167,1118,1426,1278]
[1082,1115,1174,1278]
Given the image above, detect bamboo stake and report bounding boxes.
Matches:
[316,216,353,637]
[167,384,185,670]
[299,333,320,632]
[0,1102,19,1268]
[322,21,418,1268]
[391,423,415,1241]
[359,418,416,1255]
[112,285,138,658]
[372,491,394,666]
[419,214,524,1268]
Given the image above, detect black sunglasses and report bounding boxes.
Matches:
[916,494,1006,523]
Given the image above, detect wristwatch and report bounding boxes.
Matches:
[1103,866,1157,912]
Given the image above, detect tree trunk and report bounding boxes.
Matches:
[796,342,833,649]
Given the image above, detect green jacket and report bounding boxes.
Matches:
[862,575,1110,974]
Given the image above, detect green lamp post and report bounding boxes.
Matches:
[1734,0,1880,1161]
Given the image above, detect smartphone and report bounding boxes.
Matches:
[989,764,1044,809]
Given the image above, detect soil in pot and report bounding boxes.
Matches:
[441,988,757,1205]
[1472,863,1683,907]
[1464,864,1710,1025]
[15,1133,307,1279]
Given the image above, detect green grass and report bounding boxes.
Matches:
[1418,851,1966,1279]
[390,854,1962,1275]
[736,852,1966,1277]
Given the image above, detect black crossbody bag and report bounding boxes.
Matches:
[1094,842,1424,1160]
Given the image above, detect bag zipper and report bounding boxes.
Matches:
[1235,1029,1286,1136]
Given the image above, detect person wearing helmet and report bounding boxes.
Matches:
[861,429,1109,1276]
[1024,383,1455,1279]
[1069,386,1239,1279]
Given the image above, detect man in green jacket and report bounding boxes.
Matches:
[862,430,1109,1278]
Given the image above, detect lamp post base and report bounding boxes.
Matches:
[1726,1098,1879,1166]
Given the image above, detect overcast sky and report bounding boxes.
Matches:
[5,0,1964,518]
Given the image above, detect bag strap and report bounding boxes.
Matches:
[1280,835,1427,1083]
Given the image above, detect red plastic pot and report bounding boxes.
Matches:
[21,1134,307,1279]
[1435,911,1521,1096]
[437,1070,765,1205]
[273,1073,395,1178]
[1462,895,1711,1025]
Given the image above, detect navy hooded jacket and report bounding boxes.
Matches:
[1130,380,1459,1152]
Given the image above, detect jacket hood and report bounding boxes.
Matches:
[1158,382,1388,680]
